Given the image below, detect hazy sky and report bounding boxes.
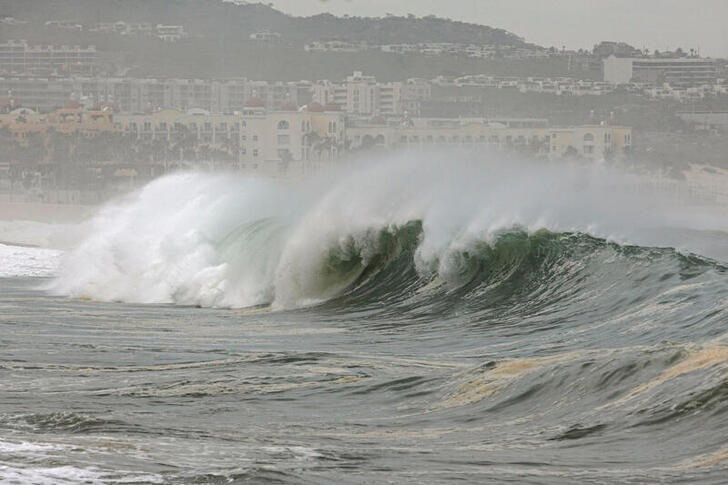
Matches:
[266,0,728,58]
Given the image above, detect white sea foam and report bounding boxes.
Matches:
[50,153,728,308]
[0,243,62,278]
[0,439,163,484]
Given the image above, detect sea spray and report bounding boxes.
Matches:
[50,152,728,308]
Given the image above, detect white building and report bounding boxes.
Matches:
[603,55,717,87]
[311,71,431,117]
[156,25,186,42]
[114,106,345,169]
[347,117,632,162]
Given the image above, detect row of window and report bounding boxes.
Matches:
[125,119,313,133]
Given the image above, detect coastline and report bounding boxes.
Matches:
[0,198,93,223]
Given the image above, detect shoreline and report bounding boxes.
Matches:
[0,199,94,223]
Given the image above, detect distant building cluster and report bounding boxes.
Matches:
[0,16,28,26]
[41,19,189,42]
[1,102,632,170]
[2,66,726,122]
[304,40,549,60]
[433,75,617,96]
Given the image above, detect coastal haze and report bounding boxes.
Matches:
[2,1,728,483]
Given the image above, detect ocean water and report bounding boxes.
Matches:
[2,156,728,483]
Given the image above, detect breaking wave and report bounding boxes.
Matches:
[50,154,728,310]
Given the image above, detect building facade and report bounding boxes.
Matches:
[0,77,313,114]
[114,106,345,166]
[0,40,96,76]
[603,55,717,87]
[347,117,631,162]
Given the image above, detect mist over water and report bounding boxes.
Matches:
[50,153,728,308]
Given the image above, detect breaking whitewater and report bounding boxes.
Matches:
[2,154,728,483]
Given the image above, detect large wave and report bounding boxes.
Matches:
[50,153,728,309]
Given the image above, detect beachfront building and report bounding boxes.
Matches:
[114,104,345,168]
[347,117,631,162]
[0,106,118,146]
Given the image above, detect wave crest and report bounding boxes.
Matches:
[50,156,728,310]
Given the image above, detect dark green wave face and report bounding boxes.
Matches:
[307,223,724,338]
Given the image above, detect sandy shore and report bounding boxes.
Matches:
[0,200,94,223]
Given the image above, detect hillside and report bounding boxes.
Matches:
[1,0,527,46]
[0,0,578,80]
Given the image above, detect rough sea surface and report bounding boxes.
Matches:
[2,157,728,483]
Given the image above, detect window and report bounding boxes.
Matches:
[277,120,290,130]
[253,149,259,157]
[277,134,290,145]
[253,135,258,142]
[583,133,594,142]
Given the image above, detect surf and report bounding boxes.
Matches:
[48,152,728,310]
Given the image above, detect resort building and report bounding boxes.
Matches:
[113,104,345,167]
[347,117,631,162]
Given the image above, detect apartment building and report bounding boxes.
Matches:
[0,77,312,114]
[311,71,430,117]
[0,40,96,76]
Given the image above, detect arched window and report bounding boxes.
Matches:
[583,133,595,142]
[277,120,289,130]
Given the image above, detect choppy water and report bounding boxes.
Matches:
[2,156,728,483]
